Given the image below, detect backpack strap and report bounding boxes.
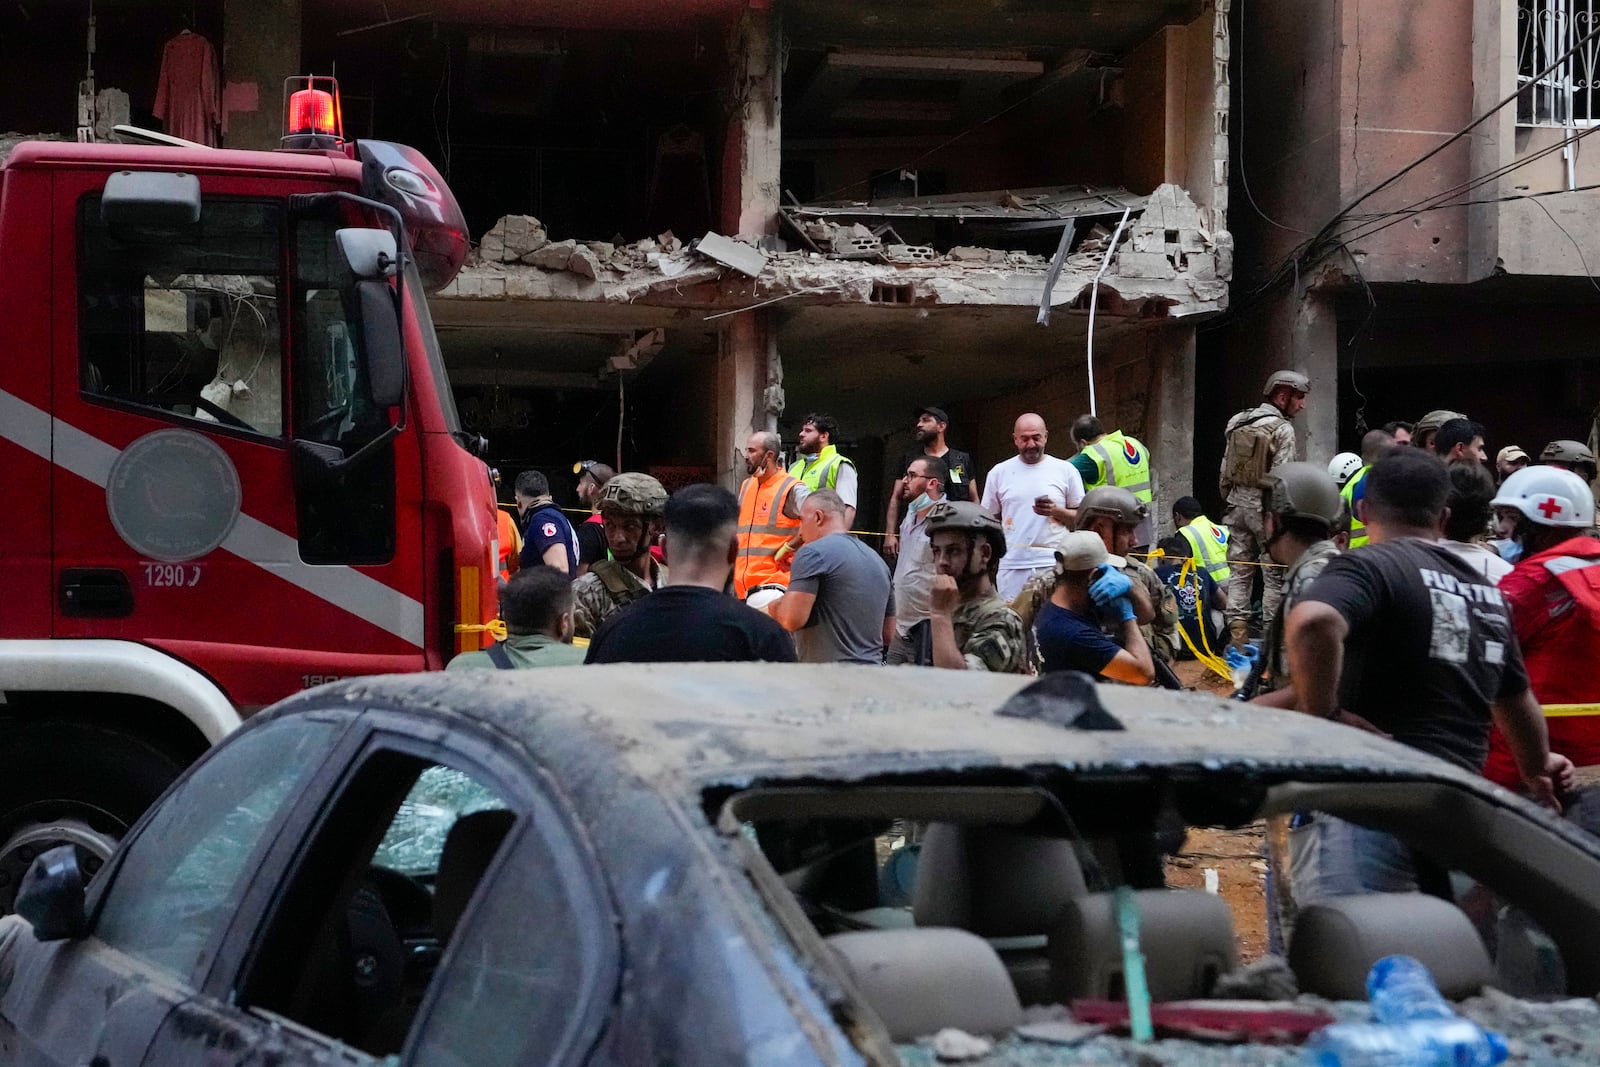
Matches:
[485,641,516,670]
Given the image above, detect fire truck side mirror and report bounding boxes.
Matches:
[336,227,398,281]
[100,170,201,234]
[356,279,405,409]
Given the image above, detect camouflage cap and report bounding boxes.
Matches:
[1413,409,1467,439]
[598,472,668,517]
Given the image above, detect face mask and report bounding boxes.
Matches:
[906,492,932,514]
[1497,539,1523,564]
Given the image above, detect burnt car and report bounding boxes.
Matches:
[2,665,1600,1066]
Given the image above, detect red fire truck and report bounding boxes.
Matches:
[0,82,498,899]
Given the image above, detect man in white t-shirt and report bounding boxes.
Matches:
[981,413,1086,602]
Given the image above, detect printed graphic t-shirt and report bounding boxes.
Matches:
[1300,537,1529,772]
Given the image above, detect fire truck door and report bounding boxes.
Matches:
[52,177,425,707]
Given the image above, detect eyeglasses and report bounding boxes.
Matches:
[905,470,930,480]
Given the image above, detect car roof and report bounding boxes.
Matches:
[306,664,1477,795]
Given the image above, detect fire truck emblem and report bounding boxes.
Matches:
[106,429,242,562]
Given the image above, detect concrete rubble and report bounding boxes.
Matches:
[440,183,1230,319]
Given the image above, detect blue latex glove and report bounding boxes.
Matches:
[1223,643,1260,673]
[1088,563,1133,607]
[1107,595,1136,623]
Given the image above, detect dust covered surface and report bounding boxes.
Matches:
[301,663,1470,798]
[893,992,1600,1066]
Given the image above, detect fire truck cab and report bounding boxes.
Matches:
[0,92,497,900]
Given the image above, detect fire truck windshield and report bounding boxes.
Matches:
[402,262,462,435]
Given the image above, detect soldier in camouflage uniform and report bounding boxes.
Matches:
[1074,486,1179,664]
[572,473,668,638]
[917,501,1029,673]
[1249,462,1343,705]
[1220,370,1308,647]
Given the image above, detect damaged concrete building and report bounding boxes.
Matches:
[1219,0,1600,477]
[2,0,1233,526]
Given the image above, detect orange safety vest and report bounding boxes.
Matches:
[496,507,522,582]
[735,471,802,599]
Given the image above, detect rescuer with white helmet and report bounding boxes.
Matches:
[1327,452,1363,489]
[1482,465,1600,790]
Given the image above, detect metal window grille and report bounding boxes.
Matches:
[1518,0,1600,125]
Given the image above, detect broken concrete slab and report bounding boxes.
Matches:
[1115,252,1178,280]
[526,239,578,270]
[1187,253,1218,280]
[695,231,769,278]
[1130,227,1165,254]
[567,245,604,279]
[948,246,1004,263]
[586,241,615,260]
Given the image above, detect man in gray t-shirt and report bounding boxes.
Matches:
[765,489,894,663]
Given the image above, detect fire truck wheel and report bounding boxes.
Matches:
[0,719,186,913]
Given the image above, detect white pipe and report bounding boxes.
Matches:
[1086,207,1133,416]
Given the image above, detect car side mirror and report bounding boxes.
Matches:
[15,845,88,942]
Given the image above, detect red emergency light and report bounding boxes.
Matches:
[281,75,343,149]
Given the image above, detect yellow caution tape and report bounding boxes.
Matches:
[1542,703,1600,718]
[455,619,508,641]
[1172,555,1235,682]
[452,620,590,650]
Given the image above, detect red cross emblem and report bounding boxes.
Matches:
[1538,496,1563,519]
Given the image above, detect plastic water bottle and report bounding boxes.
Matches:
[1301,1019,1509,1067]
[1366,955,1455,1023]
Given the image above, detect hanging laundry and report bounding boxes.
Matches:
[153,30,220,146]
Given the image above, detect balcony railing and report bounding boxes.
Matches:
[1518,0,1600,125]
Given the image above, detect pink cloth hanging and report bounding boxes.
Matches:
[153,30,220,146]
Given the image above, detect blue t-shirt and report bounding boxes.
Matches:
[1035,600,1122,676]
[519,502,579,579]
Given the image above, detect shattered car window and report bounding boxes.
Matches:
[373,765,506,874]
[94,719,337,979]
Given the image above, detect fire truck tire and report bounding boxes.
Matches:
[0,719,186,912]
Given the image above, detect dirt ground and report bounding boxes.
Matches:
[1163,658,1272,962]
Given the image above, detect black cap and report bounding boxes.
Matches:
[918,405,950,424]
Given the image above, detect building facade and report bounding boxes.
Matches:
[1218,0,1600,487]
[3,0,1234,534]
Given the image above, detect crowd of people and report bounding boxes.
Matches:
[458,386,1600,904]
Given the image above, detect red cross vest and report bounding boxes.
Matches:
[1483,536,1600,788]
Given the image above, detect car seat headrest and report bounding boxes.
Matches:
[434,809,515,944]
[1289,893,1492,1000]
[827,927,1023,1042]
[911,823,1088,937]
[1049,889,1239,1002]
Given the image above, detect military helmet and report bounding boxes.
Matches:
[1262,369,1311,398]
[1074,486,1147,529]
[1259,461,1342,528]
[925,500,1006,561]
[597,472,667,517]
[1413,409,1467,440]
[1539,438,1596,467]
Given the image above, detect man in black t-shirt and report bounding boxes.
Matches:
[883,406,979,559]
[586,484,796,664]
[1285,449,1572,898]
[515,469,579,579]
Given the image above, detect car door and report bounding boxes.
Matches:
[0,711,353,1067]
[143,711,620,1066]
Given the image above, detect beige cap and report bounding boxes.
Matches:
[1414,409,1467,439]
[1054,530,1124,574]
[1496,445,1529,466]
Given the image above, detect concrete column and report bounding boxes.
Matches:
[1293,287,1339,467]
[1148,326,1197,538]
[715,311,782,489]
[721,5,781,237]
[222,0,301,151]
